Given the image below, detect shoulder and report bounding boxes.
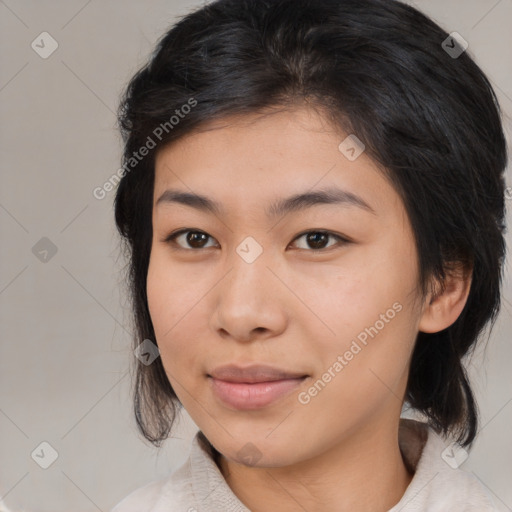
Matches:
[109,430,237,512]
[110,474,170,512]
[392,419,498,511]
[110,449,197,512]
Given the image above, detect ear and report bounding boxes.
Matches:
[418,264,472,334]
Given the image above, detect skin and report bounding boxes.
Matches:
[147,105,472,512]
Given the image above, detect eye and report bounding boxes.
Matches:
[162,228,350,251]
[163,229,218,250]
[289,230,349,251]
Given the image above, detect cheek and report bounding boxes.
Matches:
[146,251,208,375]
[298,252,413,346]
[313,283,414,382]
[297,248,419,396]
[299,302,417,436]
[146,253,172,333]
[147,249,200,332]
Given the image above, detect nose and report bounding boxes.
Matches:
[210,244,288,343]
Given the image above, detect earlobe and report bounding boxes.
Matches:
[418,265,472,334]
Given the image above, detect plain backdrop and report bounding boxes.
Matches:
[0,1,511,511]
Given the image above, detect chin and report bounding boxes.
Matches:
[214,432,305,468]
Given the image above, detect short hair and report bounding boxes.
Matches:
[114,0,508,448]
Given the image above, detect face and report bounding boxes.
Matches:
[147,106,427,467]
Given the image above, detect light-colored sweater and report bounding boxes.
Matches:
[111,419,497,511]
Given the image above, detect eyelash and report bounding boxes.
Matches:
[162,229,351,252]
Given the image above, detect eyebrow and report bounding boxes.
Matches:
[155,186,377,218]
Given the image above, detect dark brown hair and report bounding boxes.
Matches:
[114,0,508,447]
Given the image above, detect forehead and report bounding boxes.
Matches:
[153,107,402,220]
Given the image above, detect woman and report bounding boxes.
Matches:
[111,0,507,510]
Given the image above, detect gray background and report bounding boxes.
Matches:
[0,0,511,511]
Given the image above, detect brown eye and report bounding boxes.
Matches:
[163,228,349,252]
[164,229,217,249]
[290,231,348,251]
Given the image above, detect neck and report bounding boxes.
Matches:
[217,418,414,512]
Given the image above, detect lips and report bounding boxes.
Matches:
[207,364,309,410]
[208,363,308,383]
